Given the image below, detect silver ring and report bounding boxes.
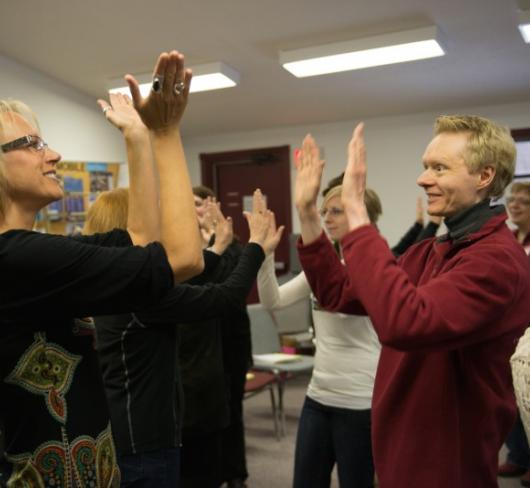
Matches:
[152,75,164,93]
[174,81,185,95]
[102,106,112,114]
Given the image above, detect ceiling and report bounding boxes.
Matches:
[1,0,530,138]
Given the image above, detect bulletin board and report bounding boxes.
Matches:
[35,161,121,235]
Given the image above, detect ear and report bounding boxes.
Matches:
[477,165,495,192]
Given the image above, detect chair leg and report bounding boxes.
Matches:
[277,378,286,437]
[269,386,280,440]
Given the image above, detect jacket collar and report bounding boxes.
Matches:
[438,200,506,244]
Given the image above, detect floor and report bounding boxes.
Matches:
[243,373,522,487]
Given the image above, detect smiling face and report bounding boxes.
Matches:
[417,132,494,218]
[507,190,530,229]
[320,194,349,241]
[0,112,63,212]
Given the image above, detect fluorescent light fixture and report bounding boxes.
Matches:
[519,10,530,43]
[280,26,445,78]
[108,62,240,97]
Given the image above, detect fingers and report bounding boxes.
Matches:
[97,99,109,112]
[125,74,142,107]
[152,52,169,81]
[275,225,285,243]
[173,51,185,91]
[355,123,366,170]
[300,134,313,169]
[348,122,366,170]
[183,69,193,98]
[252,189,267,215]
[293,148,302,169]
[164,51,179,95]
[97,99,115,122]
[268,211,277,231]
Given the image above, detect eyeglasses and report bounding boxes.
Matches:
[319,207,344,218]
[1,135,48,153]
[506,196,530,206]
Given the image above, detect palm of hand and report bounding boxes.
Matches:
[108,103,143,132]
[294,135,324,210]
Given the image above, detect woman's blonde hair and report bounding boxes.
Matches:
[0,99,41,220]
[84,188,129,234]
[322,185,382,224]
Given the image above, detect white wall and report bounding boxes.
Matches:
[2,52,528,244]
[184,101,530,246]
[0,54,128,185]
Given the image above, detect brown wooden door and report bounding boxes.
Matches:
[201,145,292,303]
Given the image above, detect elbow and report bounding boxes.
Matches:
[171,253,205,283]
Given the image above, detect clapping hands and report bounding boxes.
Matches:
[97,93,146,137]
[125,51,192,133]
[342,123,370,231]
[294,135,325,215]
[244,189,284,256]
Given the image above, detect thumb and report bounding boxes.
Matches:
[125,74,142,108]
[275,225,285,242]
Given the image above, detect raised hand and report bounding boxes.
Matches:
[97,93,146,136]
[342,123,370,231]
[125,51,192,133]
[294,134,325,215]
[198,197,216,248]
[244,189,284,254]
[261,211,285,256]
[210,202,234,255]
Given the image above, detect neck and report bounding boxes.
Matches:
[0,203,38,233]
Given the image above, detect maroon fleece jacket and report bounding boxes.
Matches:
[298,211,530,488]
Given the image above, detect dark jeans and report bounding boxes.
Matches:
[180,431,223,488]
[119,447,180,488]
[219,353,250,484]
[293,396,374,488]
[506,412,530,469]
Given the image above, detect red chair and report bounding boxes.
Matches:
[244,370,280,440]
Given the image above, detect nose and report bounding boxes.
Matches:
[416,168,433,188]
[46,146,62,166]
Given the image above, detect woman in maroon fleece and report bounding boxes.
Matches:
[294,116,530,488]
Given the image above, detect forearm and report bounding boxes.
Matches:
[258,255,310,310]
[151,128,204,282]
[297,206,323,245]
[136,243,265,323]
[341,226,518,351]
[297,231,366,315]
[125,128,160,244]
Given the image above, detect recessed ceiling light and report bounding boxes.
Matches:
[279,26,445,78]
[519,10,530,43]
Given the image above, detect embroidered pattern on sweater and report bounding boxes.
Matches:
[6,425,120,488]
[5,332,81,423]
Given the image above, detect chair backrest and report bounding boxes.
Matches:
[247,303,282,354]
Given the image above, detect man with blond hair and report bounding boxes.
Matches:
[294,115,530,487]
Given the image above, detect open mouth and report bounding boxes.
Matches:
[43,170,61,183]
[426,193,441,202]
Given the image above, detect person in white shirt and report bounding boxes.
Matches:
[257,183,382,488]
